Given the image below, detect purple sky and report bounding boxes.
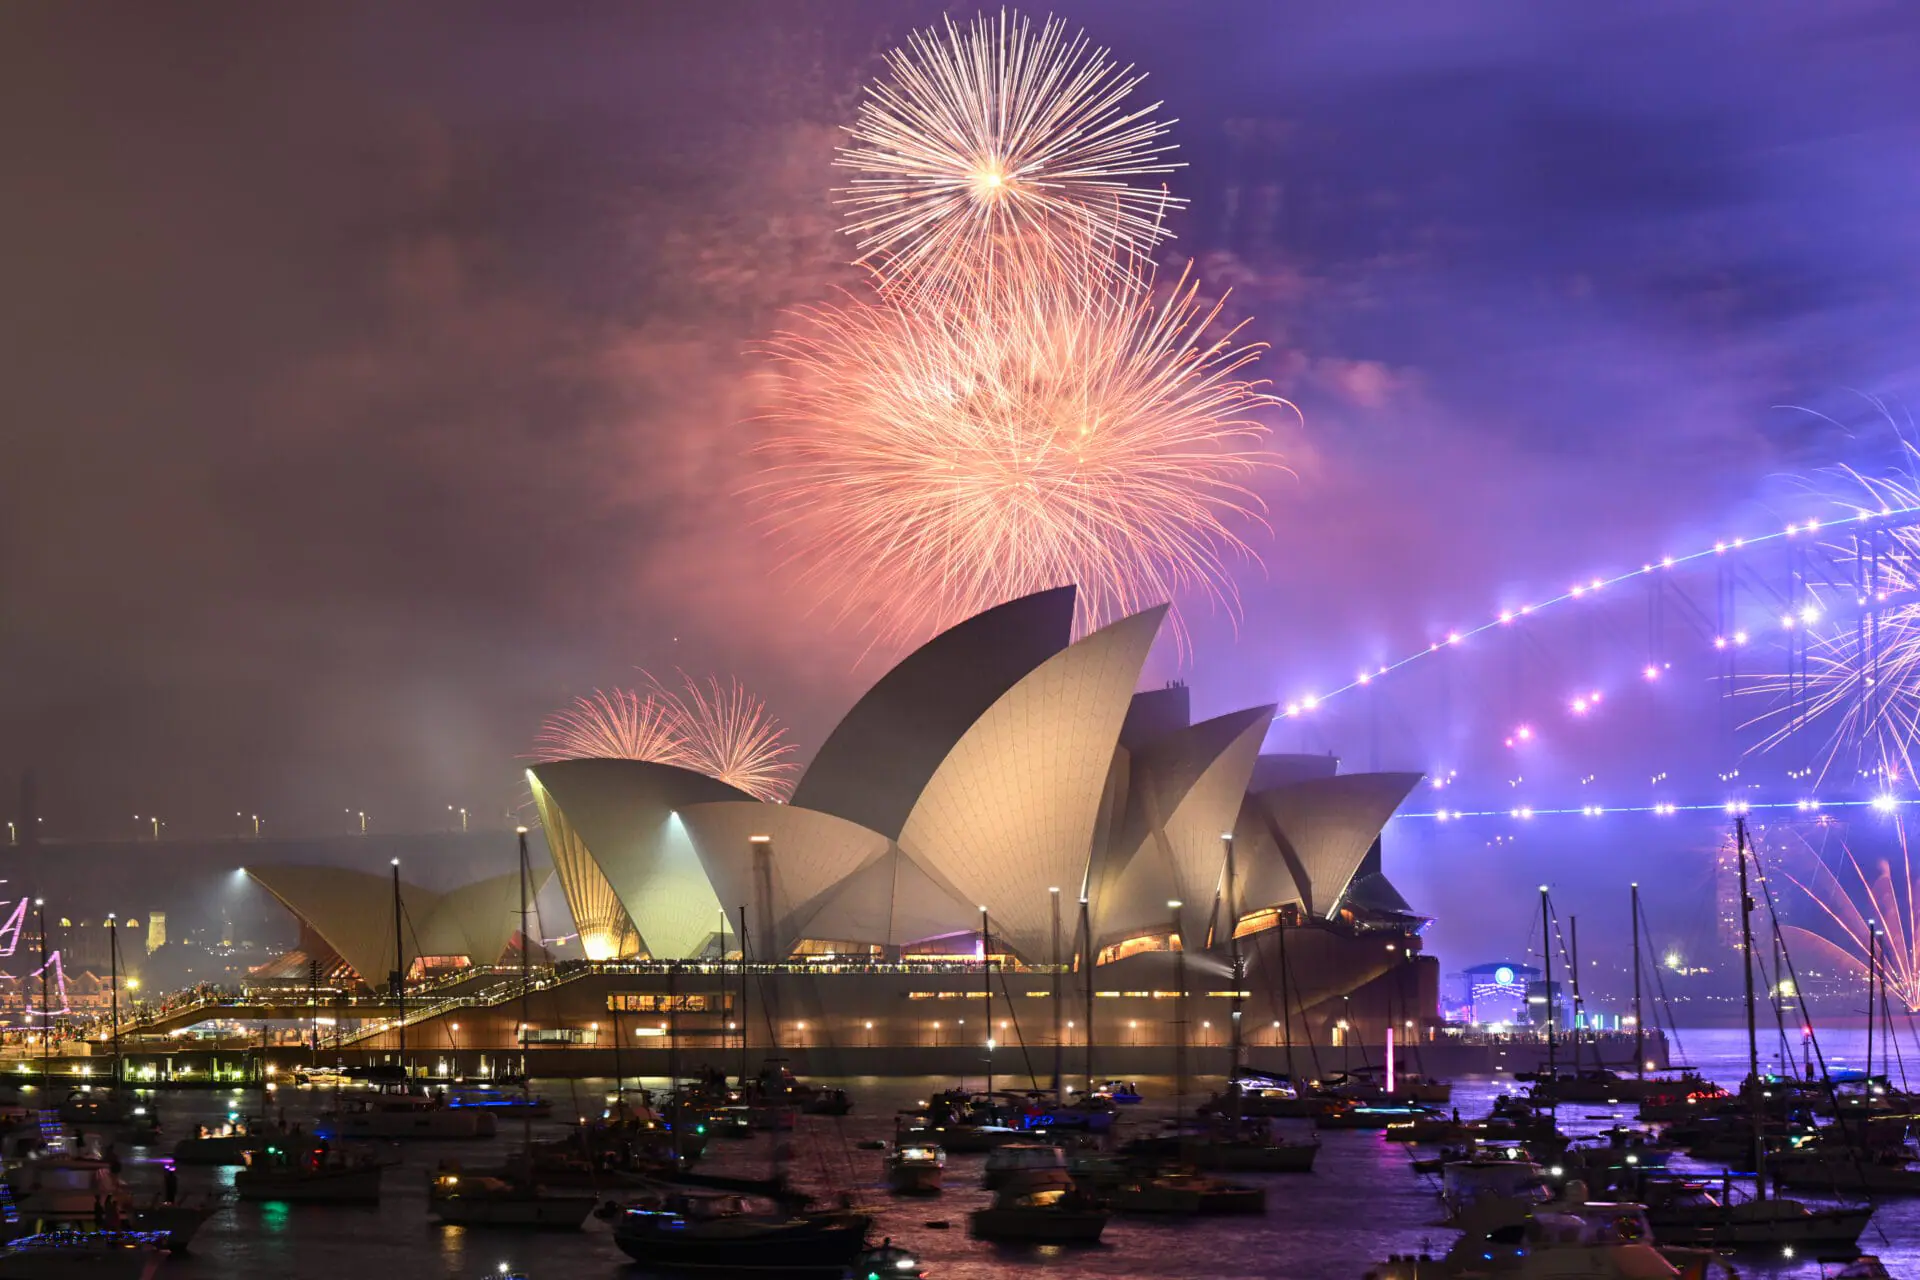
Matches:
[7,1,1920,968]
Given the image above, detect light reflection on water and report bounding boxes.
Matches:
[117,1032,1918,1278]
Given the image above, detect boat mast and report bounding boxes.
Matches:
[1539,886,1555,1096]
[737,903,749,1089]
[391,858,406,1077]
[1224,834,1244,1114]
[1170,898,1185,1133]
[1278,906,1295,1081]
[108,913,121,1091]
[1866,923,1876,1083]
[1631,883,1644,1081]
[1735,816,1765,1200]
[1080,894,1094,1096]
[1049,888,1063,1101]
[36,899,49,1078]
[980,907,993,1102]
[517,827,533,1154]
[1568,915,1584,1075]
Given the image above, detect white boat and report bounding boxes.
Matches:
[0,1231,168,1280]
[1440,1153,1552,1231]
[981,1142,1066,1189]
[329,1093,496,1140]
[886,1142,944,1195]
[427,1173,594,1229]
[7,1156,214,1251]
[1367,1195,1679,1279]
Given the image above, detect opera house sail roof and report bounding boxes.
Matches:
[254,586,1429,984]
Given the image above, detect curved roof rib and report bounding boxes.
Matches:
[676,801,906,958]
[799,845,979,949]
[899,605,1167,959]
[1098,705,1274,947]
[792,586,1076,839]
[1253,772,1423,918]
[247,866,442,991]
[528,759,751,959]
[419,869,550,967]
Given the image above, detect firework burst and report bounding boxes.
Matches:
[532,674,798,802]
[836,8,1182,293]
[1777,820,1919,1013]
[1746,435,1920,784]
[758,224,1285,646]
[534,688,688,765]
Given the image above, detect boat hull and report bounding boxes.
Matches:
[236,1165,385,1203]
[886,1166,942,1196]
[1649,1207,1873,1251]
[612,1212,872,1271]
[967,1206,1108,1243]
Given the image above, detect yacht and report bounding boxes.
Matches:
[612,1189,872,1271]
[967,1169,1107,1244]
[981,1143,1067,1190]
[427,1172,595,1229]
[885,1142,944,1196]
[1635,1175,1873,1251]
[8,1156,213,1251]
[1108,1167,1265,1215]
[1365,1197,1679,1279]
[236,1143,385,1203]
[329,1092,496,1140]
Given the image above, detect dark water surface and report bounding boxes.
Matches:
[116,1028,1920,1278]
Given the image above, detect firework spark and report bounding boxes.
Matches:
[1777,820,1919,1013]
[532,675,797,802]
[534,688,688,765]
[758,224,1285,646]
[836,9,1182,293]
[1746,435,1920,784]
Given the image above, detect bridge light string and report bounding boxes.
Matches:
[1403,796,1901,822]
[1280,502,1920,720]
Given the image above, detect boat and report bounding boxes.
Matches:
[1125,1121,1321,1173]
[1364,1194,1680,1279]
[448,1084,552,1119]
[981,1142,1067,1189]
[1634,1175,1874,1252]
[428,1172,595,1229]
[0,1231,169,1280]
[1440,1150,1553,1231]
[171,1121,280,1166]
[802,1089,853,1117]
[843,1240,925,1279]
[8,1155,214,1251]
[611,1189,872,1272]
[1108,1167,1266,1215]
[236,1142,385,1203]
[1202,1071,1318,1119]
[1091,1080,1141,1105]
[967,1168,1108,1244]
[327,1091,497,1140]
[54,1091,136,1128]
[885,1142,944,1196]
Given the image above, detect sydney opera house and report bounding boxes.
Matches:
[249,587,1436,1070]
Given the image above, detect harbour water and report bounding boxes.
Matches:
[92,1027,1920,1277]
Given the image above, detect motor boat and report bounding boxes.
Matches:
[55,1092,136,1128]
[329,1092,496,1140]
[611,1189,872,1271]
[172,1121,281,1167]
[981,1143,1067,1190]
[803,1089,853,1117]
[885,1142,944,1196]
[967,1169,1107,1244]
[1440,1150,1553,1232]
[1109,1167,1266,1215]
[1364,1194,1679,1279]
[1091,1080,1142,1105]
[0,1230,169,1280]
[7,1154,213,1251]
[1125,1118,1321,1172]
[1634,1175,1873,1251]
[427,1173,595,1229]
[237,1142,385,1203]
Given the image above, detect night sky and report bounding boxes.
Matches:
[8,2,1920,968]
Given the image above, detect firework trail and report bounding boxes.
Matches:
[1746,435,1920,785]
[1776,819,1919,1012]
[534,688,689,765]
[758,218,1285,646]
[533,675,797,802]
[836,8,1182,294]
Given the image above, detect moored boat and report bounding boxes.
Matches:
[427,1172,596,1229]
[967,1169,1108,1244]
[329,1091,496,1140]
[611,1189,872,1272]
[885,1142,944,1196]
[0,1230,169,1280]
[237,1143,385,1203]
[981,1142,1067,1190]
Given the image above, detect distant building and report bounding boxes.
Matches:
[146,912,166,954]
[1457,961,1539,1026]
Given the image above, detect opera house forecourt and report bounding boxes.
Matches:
[247,586,1451,1076]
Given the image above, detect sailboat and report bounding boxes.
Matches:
[428,829,593,1231]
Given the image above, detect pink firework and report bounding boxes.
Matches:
[1779,821,1919,1013]
[533,675,797,803]
[532,688,689,766]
